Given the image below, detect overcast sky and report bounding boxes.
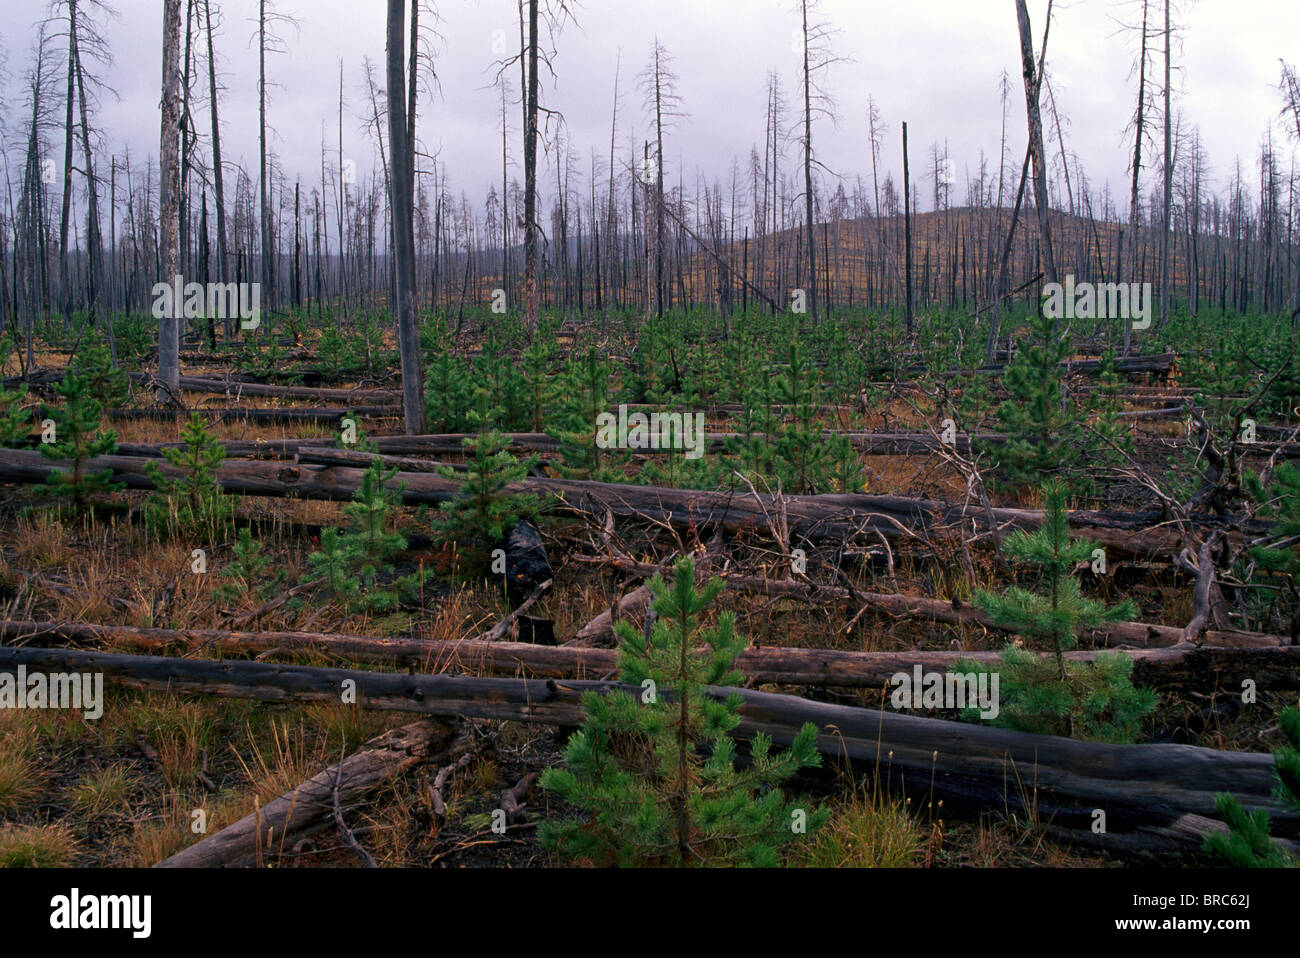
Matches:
[2,0,1297,217]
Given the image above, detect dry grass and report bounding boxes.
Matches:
[13,513,75,569]
[232,716,324,808]
[0,752,41,817]
[795,789,925,868]
[67,765,135,819]
[0,823,78,867]
[121,794,243,867]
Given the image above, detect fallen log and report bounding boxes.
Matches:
[4,620,1297,691]
[291,447,560,479]
[0,644,1293,855]
[112,418,1289,466]
[0,447,1204,557]
[968,351,1178,377]
[295,446,451,472]
[127,372,399,405]
[116,433,563,460]
[106,406,400,425]
[155,720,450,867]
[569,556,1285,650]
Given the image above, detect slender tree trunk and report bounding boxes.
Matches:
[258,0,274,320]
[387,0,425,434]
[1125,0,1150,355]
[58,0,77,321]
[202,0,228,330]
[522,0,540,337]
[1014,0,1058,289]
[653,46,666,317]
[1159,0,1172,330]
[71,21,112,360]
[158,0,183,397]
[337,60,348,310]
[903,121,913,340]
[800,0,817,322]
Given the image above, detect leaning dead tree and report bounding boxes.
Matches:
[1013,0,1057,289]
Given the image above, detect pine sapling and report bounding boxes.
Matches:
[144,413,234,544]
[40,371,123,510]
[0,383,31,447]
[541,556,827,866]
[1204,706,1300,867]
[1079,348,1135,489]
[424,344,474,434]
[961,480,1157,741]
[341,456,408,608]
[549,347,628,481]
[993,311,1086,488]
[773,340,833,494]
[217,527,286,603]
[435,389,541,549]
[70,338,130,408]
[307,528,359,603]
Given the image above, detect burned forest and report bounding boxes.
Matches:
[0,0,1299,906]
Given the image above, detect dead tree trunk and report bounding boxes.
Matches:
[0,446,1216,558]
[155,720,451,867]
[202,0,229,335]
[902,120,913,339]
[157,0,183,398]
[1014,0,1058,288]
[2,645,1295,856]
[521,0,540,337]
[386,0,425,435]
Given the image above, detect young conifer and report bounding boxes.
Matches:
[540,556,826,866]
[424,345,474,434]
[1247,461,1300,578]
[994,312,1085,488]
[549,347,627,481]
[217,527,286,603]
[144,413,233,544]
[1244,462,1300,638]
[773,340,832,494]
[40,372,123,509]
[962,480,1156,741]
[0,384,31,447]
[341,455,408,606]
[307,528,359,602]
[70,338,131,407]
[435,389,541,547]
[1204,706,1300,867]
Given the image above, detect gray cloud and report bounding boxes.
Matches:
[1,0,1295,216]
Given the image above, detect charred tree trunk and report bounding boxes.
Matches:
[157,0,183,397]
[1014,0,1058,289]
[387,0,425,434]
